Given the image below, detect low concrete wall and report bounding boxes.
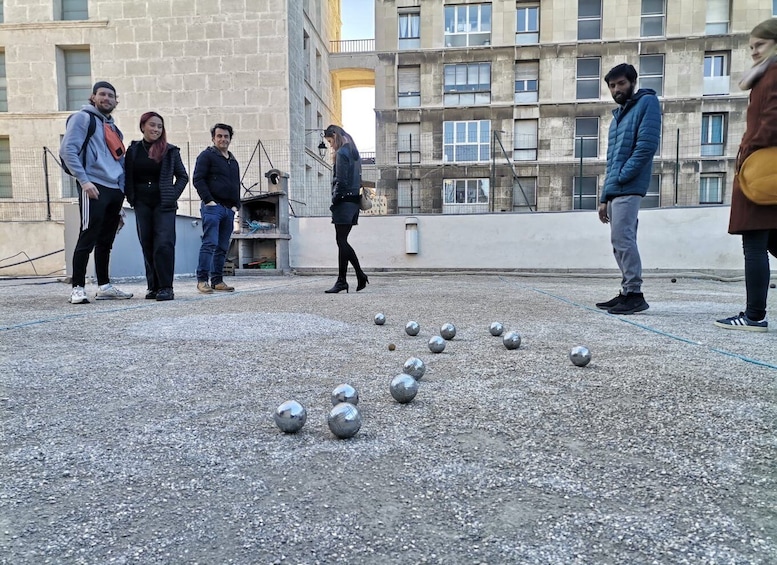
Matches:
[290,206,749,273]
[0,205,757,277]
[0,221,66,276]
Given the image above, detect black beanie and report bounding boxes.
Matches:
[92,81,116,94]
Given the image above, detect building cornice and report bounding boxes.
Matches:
[0,20,109,31]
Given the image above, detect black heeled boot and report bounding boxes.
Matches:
[325,279,349,294]
[356,273,370,292]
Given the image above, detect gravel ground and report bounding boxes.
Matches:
[1,273,775,565]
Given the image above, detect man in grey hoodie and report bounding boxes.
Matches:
[60,81,133,304]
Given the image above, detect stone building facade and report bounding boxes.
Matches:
[0,0,340,221]
[373,0,775,214]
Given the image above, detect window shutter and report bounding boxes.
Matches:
[398,66,421,94]
[515,61,538,81]
[706,0,729,23]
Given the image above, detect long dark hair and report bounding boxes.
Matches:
[139,111,168,163]
[324,124,360,160]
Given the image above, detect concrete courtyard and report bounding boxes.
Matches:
[1,272,775,564]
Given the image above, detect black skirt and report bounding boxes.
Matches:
[331,201,360,225]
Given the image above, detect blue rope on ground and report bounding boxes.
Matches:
[523,284,777,372]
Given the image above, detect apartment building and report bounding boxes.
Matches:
[0,0,339,222]
[373,0,775,214]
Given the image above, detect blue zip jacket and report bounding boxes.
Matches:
[602,88,661,203]
[60,105,125,191]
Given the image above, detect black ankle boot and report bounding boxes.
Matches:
[356,273,369,292]
[325,280,349,294]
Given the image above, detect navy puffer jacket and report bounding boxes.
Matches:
[602,89,662,203]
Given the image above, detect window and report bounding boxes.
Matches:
[443,121,490,163]
[0,1,4,23]
[639,54,664,96]
[0,137,11,198]
[774,0,777,17]
[703,52,729,95]
[398,66,421,107]
[516,4,539,44]
[578,0,602,41]
[641,0,665,37]
[398,180,421,213]
[60,0,88,21]
[62,49,91,111]
[513,120,538,161]
[700,174,724,204]
[0,52,6,112]
[701,113,726,156]
[641,175,660,208]
[574,117,599,158]
[706,0,729,34]
[515,61,539,103]
[444,3,492,47]
[443,179,489,205]
[573,176,598,210]
[399,11,421,49]
[576,58,600,100]
[443,63,491,106]
[513,177,537,210]
[397,123,421,164]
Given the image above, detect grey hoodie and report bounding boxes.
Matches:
[59,105,125,191]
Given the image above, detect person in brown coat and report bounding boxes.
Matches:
[715,19,777,332]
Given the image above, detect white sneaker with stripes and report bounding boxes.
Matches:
[95,283,133,300]
[69,286,90,304]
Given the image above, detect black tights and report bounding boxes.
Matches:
[335,224,364,281]
[742,230,774,321]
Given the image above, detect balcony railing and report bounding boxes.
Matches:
[330,39,375,53]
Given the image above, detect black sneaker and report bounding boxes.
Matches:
[596,292,625,310]
[145,289,158,300]
[156,288,174,301]
[714,312,768,332]
[608,293,649,315]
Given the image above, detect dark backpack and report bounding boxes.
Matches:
[60,111,97,176]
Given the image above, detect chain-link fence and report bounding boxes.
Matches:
[1,140,335,222]
[1,126,740,221]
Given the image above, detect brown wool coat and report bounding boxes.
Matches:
[728,61,777,234]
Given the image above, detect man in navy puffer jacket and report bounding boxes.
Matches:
[596,63,661,315]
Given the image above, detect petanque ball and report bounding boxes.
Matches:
[331,383,359,406]
[440,323,457,340]
[569,346,592,367]
[771,283,776,289]
[388,343,396,351]
[374,313,386,325]
[405,321,420,336]
[489,322,504,336]
[327,403,362,439]
[671,278,677,283]
[403,357,426,380]
[503,331,522,350]
[390,373,419,403]
[428,335,446,353]
[274,400,307,433]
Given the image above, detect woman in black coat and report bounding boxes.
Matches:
[323,124,368,293]
[125,112,189,301]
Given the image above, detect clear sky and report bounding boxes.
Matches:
[339,0,376,152]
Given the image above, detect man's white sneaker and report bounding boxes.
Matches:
[69,286,90,304]
[95,283,133,300]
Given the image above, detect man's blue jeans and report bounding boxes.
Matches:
[196,203,234,285]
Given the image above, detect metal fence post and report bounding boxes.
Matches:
[42,147,52,221]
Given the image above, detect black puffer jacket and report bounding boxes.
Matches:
[331,143,362,204]
[125,141,189,211]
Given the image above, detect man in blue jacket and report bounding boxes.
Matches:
[193,123,241,293]
[596,64,661,315]
[61,81,133,304]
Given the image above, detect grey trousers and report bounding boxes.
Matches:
[608,195,643,294]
